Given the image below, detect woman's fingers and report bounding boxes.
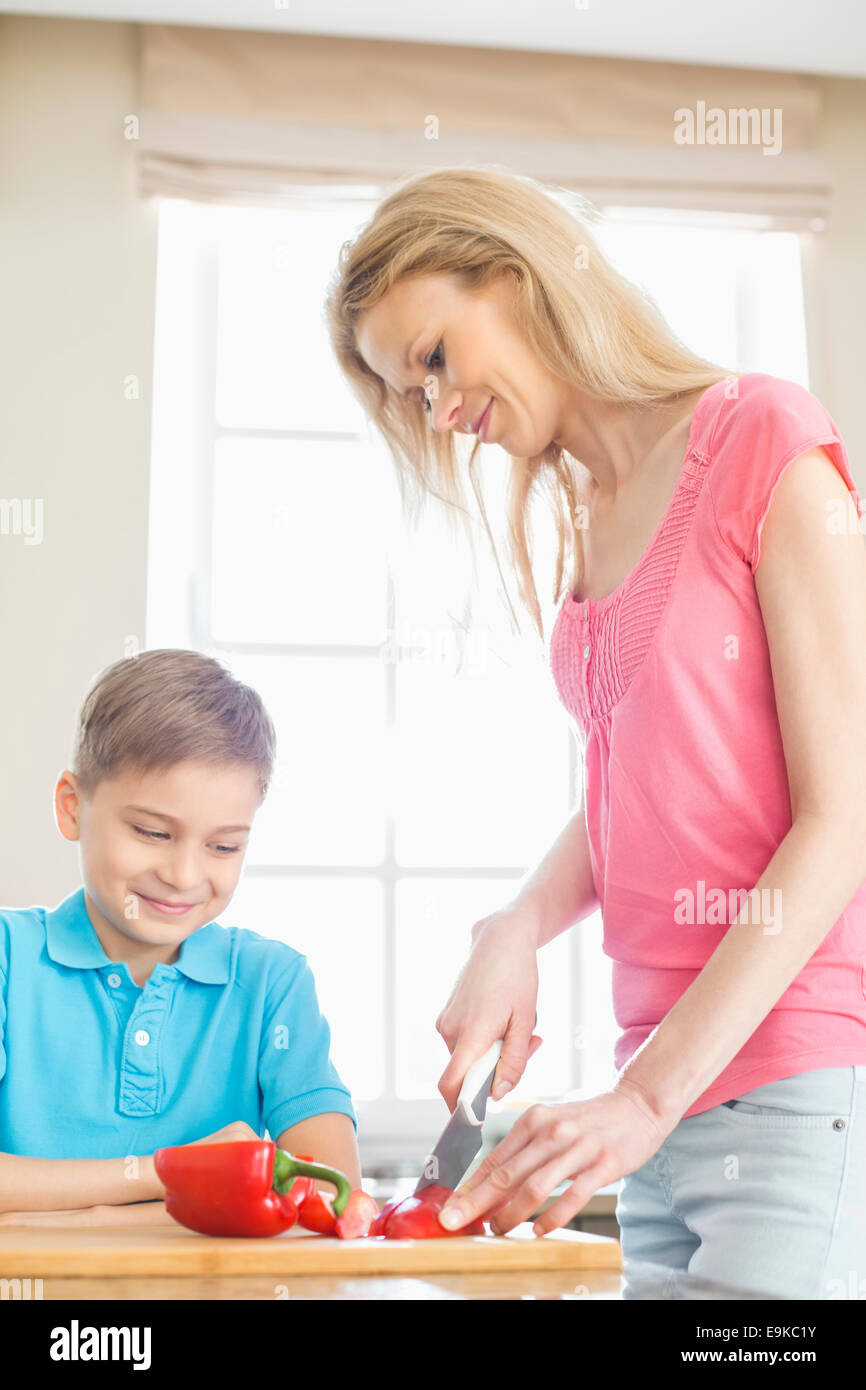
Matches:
[439,1020,540,1113]
[487,1135,604,1235]
[439,1109,556,1229]
[438,1032,502,1112]
[456,1104,549,1194]
[530,1160,613,1236]
[440,1144,547,1231]
[489,1018,537,1101]
[433,907,540,1109]
[440,1090,672,1238]
[440,1106,613,1235]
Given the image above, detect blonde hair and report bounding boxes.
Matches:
[71,649,277,802]
[325,164,736,642]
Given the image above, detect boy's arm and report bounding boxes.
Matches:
[5,1115,361,1226]
[0,1117,361,1225]
[276,1112,362,1192]
[0,1123,260,1221]
[0,1198,174,1227]
[0,1150,161,1214]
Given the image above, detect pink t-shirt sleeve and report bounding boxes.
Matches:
[705,374,863,573]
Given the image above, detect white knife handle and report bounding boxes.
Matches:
[457,1039,503,1118]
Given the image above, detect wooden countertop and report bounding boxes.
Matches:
[0,1219,623,1301]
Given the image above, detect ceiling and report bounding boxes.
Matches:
[2,0,865,78]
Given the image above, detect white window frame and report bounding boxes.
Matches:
[147,190,585,1168]
[148,187,813,1170]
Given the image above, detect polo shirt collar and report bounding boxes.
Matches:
[44,887,230,984]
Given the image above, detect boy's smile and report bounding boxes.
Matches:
[54,758,263,985]
[135,893,204,917]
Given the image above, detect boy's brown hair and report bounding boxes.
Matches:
[71,648,277,802]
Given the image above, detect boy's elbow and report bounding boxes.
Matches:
[275,1112,362,1189]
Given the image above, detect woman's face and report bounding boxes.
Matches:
[355,272,568,458]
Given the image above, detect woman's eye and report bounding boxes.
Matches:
[422,342,442,414]
[214,845,241,855]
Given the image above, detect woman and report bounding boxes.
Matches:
[325,166,866,1299]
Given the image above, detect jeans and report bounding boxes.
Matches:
[614,1066,866,1299]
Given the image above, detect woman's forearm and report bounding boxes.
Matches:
[616,814,866,1125]
[495,802,601,949]
[0,1151,162,1213]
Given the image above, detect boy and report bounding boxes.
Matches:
[0,648,360,1225]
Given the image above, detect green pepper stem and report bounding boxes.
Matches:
[272,1148,353,1217]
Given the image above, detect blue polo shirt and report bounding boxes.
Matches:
[0,887,357,1158]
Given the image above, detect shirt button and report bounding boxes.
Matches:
[134,1029,150,1047]
[583,644,590,659]
[107,973,122,988]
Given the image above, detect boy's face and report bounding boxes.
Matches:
[55,758,262,956]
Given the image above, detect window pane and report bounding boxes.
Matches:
[389,456,573,867]
[594,213,808,384]
[221,873,384,1101]
[596,217,740,368]
[573,912,620,1098]
[394,650,572,867]
[395,878,574,1100]
[215,203,374,433]
[152,196,814,1140]
[211,436,389,646]
[729,231,809,383]
[220,651,387,866]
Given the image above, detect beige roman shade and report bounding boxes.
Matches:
[137,25,832,225]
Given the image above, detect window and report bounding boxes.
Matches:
[148,190,810,1168]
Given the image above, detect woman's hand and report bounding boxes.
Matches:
[438,1079,680,1236]
[436,904,544,1111]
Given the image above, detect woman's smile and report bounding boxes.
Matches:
[476,397,494,441]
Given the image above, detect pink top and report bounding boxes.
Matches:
[549,372,866,1117]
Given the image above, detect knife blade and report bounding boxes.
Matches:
[413,1038,503,1195]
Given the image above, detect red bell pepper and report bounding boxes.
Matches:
[369,1193,403,1238]
[286,1153,317,1207]
[282,1151,378,1238]
[372,1183,487,1239]
[334,1188,379,1239]
[153,1139,353,1238]
[291,1183,379,1238]
[296,1189,338,1235]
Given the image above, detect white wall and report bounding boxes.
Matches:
[0,16,157,904]
[0,16,864,906]
[813,75,866,460]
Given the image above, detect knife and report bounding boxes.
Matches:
[413,1038,504,1196]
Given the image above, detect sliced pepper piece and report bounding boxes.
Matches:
[276,1150,378,1239]
[296,1189,338,1236]
[376,1183,487,1239]
[334,1189,379,1240]
[369,1194,403,1238]
[270,1145,353,1217]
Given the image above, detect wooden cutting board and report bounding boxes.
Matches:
[0,1223,620,1277]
